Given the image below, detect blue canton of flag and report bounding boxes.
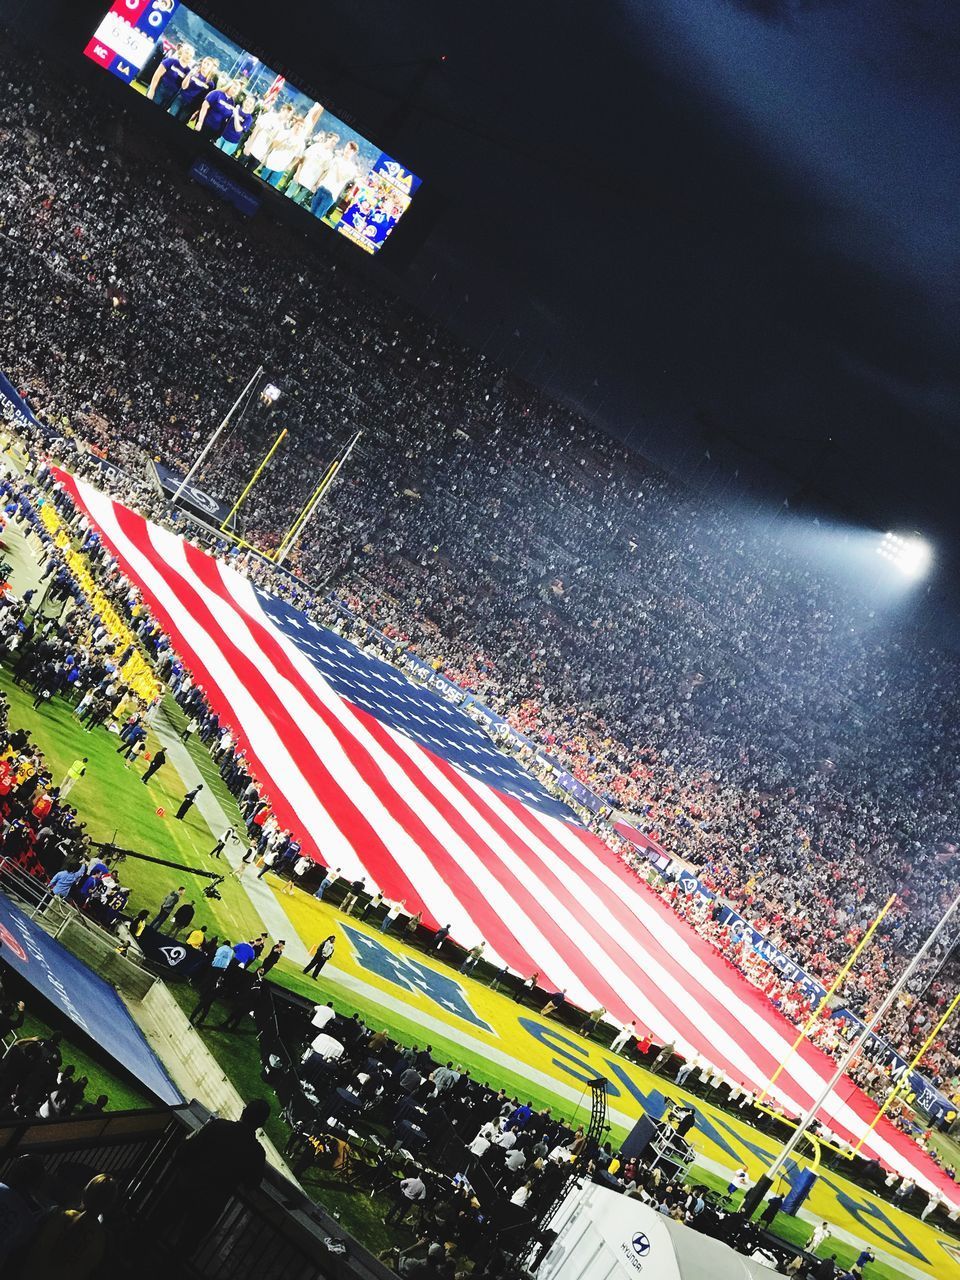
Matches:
[255,590,576,822]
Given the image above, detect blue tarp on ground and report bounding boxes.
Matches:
[0,891,181,1105]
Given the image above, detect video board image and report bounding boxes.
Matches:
[84,1,421,254]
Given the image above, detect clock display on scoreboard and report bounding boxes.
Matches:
[84,0,421,255]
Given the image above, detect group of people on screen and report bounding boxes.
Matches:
[143,40,402,232]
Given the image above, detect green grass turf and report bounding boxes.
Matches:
[159,694,249,823]
[299,1177,398,1257]
[929,1129,960,1177]
[0,669,263,944]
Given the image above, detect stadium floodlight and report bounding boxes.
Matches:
[260,383,282,406]
[875,531,932,579]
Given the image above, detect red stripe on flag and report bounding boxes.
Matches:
[504,799,788,1085]
[349,706,611,991]
[427,753,764,1089]
[183,544,549,949]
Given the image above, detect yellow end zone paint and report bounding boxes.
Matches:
[278,885,960,1279]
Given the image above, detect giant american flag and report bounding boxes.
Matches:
[56,469,959,1204]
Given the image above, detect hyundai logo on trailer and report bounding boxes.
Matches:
[632,1233,650,1257]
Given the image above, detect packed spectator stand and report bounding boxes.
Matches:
[0,391,955,1191]
[2,464,960,1276]
[0,25,959,1172]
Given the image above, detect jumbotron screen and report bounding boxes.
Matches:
[84,1,421,255]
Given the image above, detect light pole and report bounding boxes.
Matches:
[171,365,264,505]
[742,890,960,1217]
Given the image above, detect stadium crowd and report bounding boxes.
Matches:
[0,1004,110,1125]
[0,460,955,1185]
[1,36,960,1105]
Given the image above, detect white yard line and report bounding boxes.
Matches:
[149,710,311,964]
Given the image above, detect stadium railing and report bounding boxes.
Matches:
[0,862,158,1001]
[1,1099,394,1280]
[0,1105,177,1184]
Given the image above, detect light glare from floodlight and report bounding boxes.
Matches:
[261,383,282,404]
[876,531,932,579]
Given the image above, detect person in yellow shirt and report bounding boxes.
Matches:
[17,1173,116,1279]
[186,927,207,950]
[59,757,88,798]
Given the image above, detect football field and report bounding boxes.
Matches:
[1,508,958,1280]
[269,886,960,1280]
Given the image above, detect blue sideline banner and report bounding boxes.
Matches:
[153,460,235,530]
[189,157,261,218]
[0,371,45,434]
[716,904,826,1003]
[86,452,133,490]
[0,892,181,1104]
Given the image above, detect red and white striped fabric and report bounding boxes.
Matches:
[57,470,958,1204]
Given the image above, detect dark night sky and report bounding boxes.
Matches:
[65,1,960,565]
